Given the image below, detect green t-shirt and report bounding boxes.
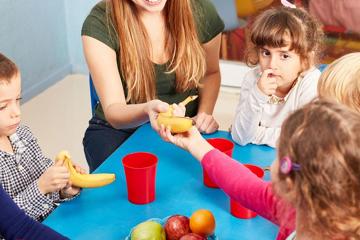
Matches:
[82,0,224,121]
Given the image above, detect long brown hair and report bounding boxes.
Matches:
[107,0,206,104]
[245,7,324,70]
[275,99,360,239]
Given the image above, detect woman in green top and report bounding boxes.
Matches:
[82,0,224,171]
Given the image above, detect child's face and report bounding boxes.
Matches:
[258,43,302,89]
[0,74,21,137]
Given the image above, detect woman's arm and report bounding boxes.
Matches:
[195,33,222,133]
[82,36,168,129]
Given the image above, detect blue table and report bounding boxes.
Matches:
[44,124,278,239]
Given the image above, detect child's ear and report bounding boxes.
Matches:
[301,51,315,71]
[282,177,297,204]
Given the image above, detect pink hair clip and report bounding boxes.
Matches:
[280,156,301,174]
[281,0,296,8]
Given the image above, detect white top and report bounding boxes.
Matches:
[286,231,296,240]
[231,67,320,147]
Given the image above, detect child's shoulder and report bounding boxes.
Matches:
[241,67,259,86]
[303,67,321,80]
[299,67,321,87]
[15,125,37,142]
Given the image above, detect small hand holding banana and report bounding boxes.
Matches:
[55,151,116,188]
[157,96,198,133]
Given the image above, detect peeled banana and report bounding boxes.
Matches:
[56,151,116,188]
[157,115,194,133]
[157,95,197,133]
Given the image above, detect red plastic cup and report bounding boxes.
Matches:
[203,138,235,188]
[230,164,264,218]
[122,152,158,204]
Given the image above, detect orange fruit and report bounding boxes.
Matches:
[189,209,215,236]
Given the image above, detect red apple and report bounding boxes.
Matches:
[179,233,206,240]
[164,215,191,240]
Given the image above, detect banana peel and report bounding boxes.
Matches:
[160,95,198,117]
[56,151,116,188]
[157,95,197,133]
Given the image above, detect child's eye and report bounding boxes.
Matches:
[281,54,290,60]
[261,50,270,56]
[0,105,7,110]
[16,97,22,102]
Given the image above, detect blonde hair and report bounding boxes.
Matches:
[318,52,360,113]
[275,99,360,239]
[107,0,206,104]
[246,7,324,70]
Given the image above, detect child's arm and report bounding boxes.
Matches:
[202,149,295,227]
[0,185,68,240]
[11,180,58,221]
[231,70,270,145]
[9,157,69,220]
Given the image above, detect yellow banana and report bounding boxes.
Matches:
[160,95,198,117]
[157,95,197,133]
[157,115,194,133]
[56,151,116,188]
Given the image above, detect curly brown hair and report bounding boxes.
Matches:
[0,53,18,83]
[274,99,360,239]
[245,7,324,70]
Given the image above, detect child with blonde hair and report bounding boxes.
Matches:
[231,6,324,147]
[160,99,360,239]
[318,52,360,112]
[0,53,82,222]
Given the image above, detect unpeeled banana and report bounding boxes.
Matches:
[157,96,197,133]
[56,151,116,188]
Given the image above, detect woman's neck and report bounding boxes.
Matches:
[0,135,13,154]
[139,11,169,64]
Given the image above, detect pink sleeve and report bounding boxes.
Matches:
[201,149,295,229]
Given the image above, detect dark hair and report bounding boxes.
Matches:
[245,7,324,69]
[0,53,19,83]
[275,99,360,239]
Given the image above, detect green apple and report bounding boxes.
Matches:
[131,221,166,240]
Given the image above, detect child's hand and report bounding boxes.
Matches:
[60,182,81,198]
[72,163,86,174]
[257,69,278,96]
[38,158,70,195]
[159,126,214,161]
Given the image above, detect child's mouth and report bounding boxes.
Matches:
[8,123,19,130]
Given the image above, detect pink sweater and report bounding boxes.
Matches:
[202,149,296,240]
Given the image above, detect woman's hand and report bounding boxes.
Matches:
[159,126,214,161]
[145,100,187,131]
[145,100,169,131]
[193,112,219,134]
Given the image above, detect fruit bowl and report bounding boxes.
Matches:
[125,216,218,240]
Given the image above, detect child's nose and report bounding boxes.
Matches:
[269,57,278,70]
[10,104,21,118]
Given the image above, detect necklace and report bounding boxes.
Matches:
[267,77,299,105]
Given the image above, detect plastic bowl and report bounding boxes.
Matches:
[125,216,218,240]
